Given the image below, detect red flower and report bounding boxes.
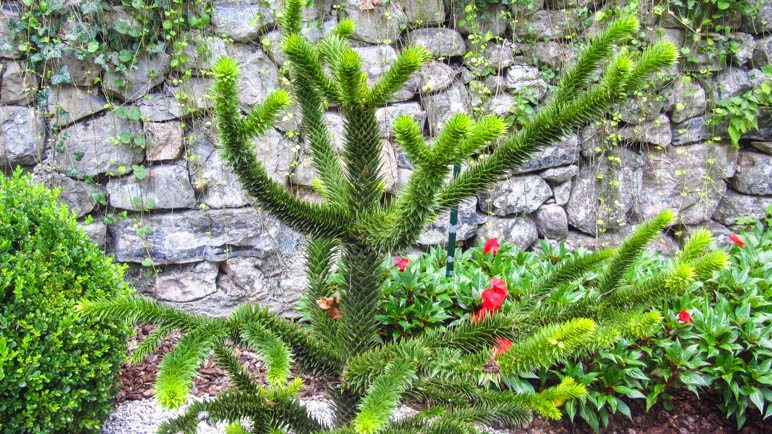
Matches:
[481,288,506,311]
[481,278,508,311]
[729,234,745,246]
[493,338,513,358]
[473,277,509,323]
[394,257,409,272]
[484,238,500,256]
[489,278,507,294]
[678,310,692,323]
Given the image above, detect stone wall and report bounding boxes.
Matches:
[1,0,770,317]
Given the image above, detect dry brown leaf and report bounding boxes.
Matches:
[482,359,500,374]
[316,296,336,310]
[316,295,342,320]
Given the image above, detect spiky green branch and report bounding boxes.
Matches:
[74,1,711,431]
[211,57,351,239]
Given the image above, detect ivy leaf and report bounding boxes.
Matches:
[118,132,133,144]
[72,150,85,161]
[115,21,130,35]
[115,106,128,119]
[29,52,44,65]
[190,13,210,29]
[132,164,148,180]
[133,136,146,148]
[141,257,154,267]
[146,42,166,55]
[87,41,99,53]
[50,65,72,85]
[126,107,142,121]
[119,49,133,63]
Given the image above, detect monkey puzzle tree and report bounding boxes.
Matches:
[79,1,728,432]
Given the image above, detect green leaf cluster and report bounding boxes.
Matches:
[709,68,772,147]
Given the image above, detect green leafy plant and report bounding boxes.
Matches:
[659,0,759,70]
[541,219,771,431]
[376,255,456,339]
[76,2,707,432]
[557,343,649,431]
[667,0,757,32]
[647,223,772,429]
[709,67,772,146]
[0,169,132,432]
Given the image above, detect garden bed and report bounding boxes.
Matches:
[116,324,328,404]
[111,326,769,433]
[536,390,768,434]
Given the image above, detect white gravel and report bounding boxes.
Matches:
[101,397,509,433]
[101,396,225,434]
[102,397,350,433]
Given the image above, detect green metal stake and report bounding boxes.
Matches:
[445,164,461,277]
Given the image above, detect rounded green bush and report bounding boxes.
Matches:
[0,169,132,432]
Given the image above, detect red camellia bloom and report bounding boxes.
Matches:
[493,338,513,358]
[483,238,500,256]
[729,234,745,246]
[678,310,692,323]
[395,257,409,272]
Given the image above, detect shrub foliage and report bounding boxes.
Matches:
[0,169,132,432]
[77,1,730,432]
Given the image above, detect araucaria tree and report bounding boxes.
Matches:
[80,1,728,432]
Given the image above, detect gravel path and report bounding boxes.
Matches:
[102,396,223,434]
[101,397,510,433]
[101,397,421,434]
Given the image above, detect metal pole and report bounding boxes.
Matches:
[445,164,461,277]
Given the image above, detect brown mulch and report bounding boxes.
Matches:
[117,326,770,433]
[114,324,327,404]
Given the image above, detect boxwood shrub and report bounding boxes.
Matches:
[0,169,132,432]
